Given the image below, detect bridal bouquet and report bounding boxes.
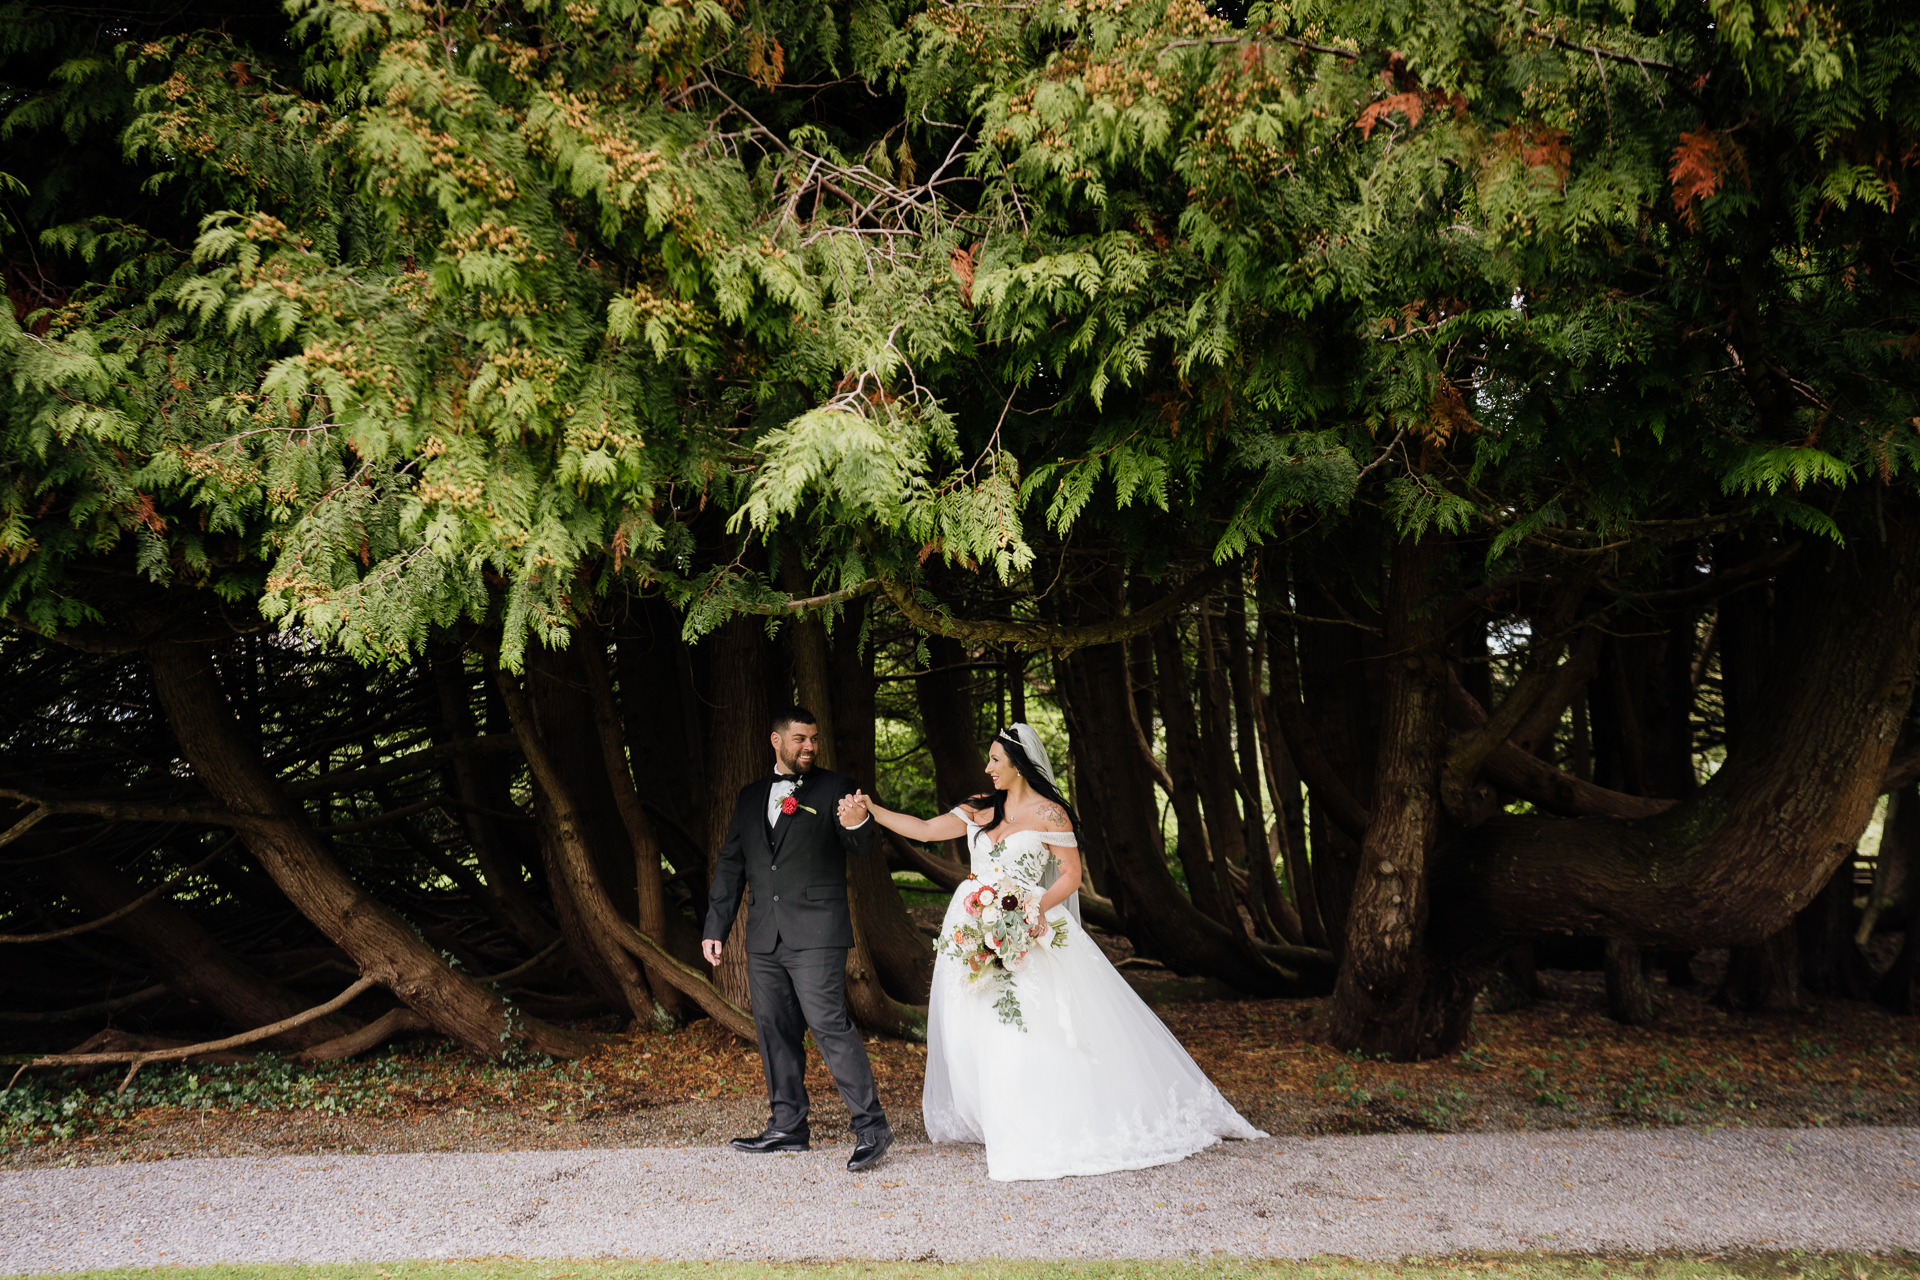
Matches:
[937,840,1069,1030]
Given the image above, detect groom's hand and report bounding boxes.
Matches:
[838,790,870,828]
[702,939,723,966]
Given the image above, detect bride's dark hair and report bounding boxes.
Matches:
[967,728,1080,836]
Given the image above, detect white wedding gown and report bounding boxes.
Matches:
[921,813,1265,1181]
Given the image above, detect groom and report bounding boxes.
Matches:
[703,705,894,1172]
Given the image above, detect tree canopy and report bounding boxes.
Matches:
[3,0,1918,1064]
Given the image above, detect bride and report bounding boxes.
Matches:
[837,723,1264,1181]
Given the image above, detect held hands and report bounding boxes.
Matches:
[837,789,871,828]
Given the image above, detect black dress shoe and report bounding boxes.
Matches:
[730,1127,810,1153]
[846,1129,893,1171]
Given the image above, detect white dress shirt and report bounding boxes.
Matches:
[768,771,869,829]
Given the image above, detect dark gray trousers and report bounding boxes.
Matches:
[747,940,889,1140]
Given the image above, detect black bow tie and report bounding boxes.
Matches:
[770,772,808,786]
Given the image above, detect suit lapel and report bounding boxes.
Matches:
[769,772,819,855]
[755,776,778,854]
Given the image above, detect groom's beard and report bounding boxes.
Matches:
[774,746,815,776]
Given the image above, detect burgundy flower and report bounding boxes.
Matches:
[1001,893,1019,910]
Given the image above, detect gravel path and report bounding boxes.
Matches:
[3,1126,1916,1272]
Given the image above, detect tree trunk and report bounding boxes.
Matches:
[1150,620,1239,932]
[1860,785,1919,944]
[1873,909,1920,1014]
[916,632,989,876]
[494,652,757,1040]
[1290,571,1378,948]
[617,598,708,900]
[430,650,557,952]
[147,643,590,1059]
[1719,928,1803,1012]
[1445,518,1920,958]
[580,629,685,1025]
[1195,603,1278,940]
[1321,535,1476,1059]
[526,643,657,1024]
[1795,856,1874,1000]
[1057,571,1307,996]
[779,585,931,1032]
[43,847,362,1049]
[1254,619,1324,949]
[1219,592,1302,944]
[701,612,770,1010]
[1603,939,1657,1025]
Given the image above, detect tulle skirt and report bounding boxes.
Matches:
[921,888,1266,1181]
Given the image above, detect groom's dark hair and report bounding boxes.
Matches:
[771,705,819,734]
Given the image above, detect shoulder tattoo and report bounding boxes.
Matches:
[1039,803,1067,825]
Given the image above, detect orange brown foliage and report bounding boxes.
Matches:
[1670,129,1749,229]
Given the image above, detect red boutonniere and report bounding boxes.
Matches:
[780,795,816,816]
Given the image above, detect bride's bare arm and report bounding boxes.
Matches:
[837,790,968,843]
[1037,805,1082,914]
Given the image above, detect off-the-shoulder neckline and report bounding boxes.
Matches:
[953,809,1072,842]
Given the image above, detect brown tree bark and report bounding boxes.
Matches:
[1253,615,1324,949]
[1446,521,1920,958]
[1286,570,1381,948]
[1321,536,1475,1058]
[617,598,706,837]
[42,847,361,1049]
[1713,535,1803,1011]
[700,612,770,1010]
[1057,571,1310,996]
[916,634,988,808]
[1218,592,1302,944]
[1150,620,1240,933]
[579,630,685,1025]
[1603,938,1657,1025]
[1795,857,1874,1000]
[525,644,657,1023]
[1194,605,1272,937]
[431,649,557,952]
[494,654,757,1040]
[774,585,930,1033]
[147,643,590,1059]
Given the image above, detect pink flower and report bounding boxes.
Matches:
[952,927,967,946]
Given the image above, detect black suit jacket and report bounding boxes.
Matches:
[703,768,875,953]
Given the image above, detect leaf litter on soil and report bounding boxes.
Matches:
[5,963,1917,1161]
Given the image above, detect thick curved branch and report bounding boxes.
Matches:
[283,735,520,798]
[1439,612,1594,824]
[0,838,239,944]
[10,976,380,1095]
[492,658,757,1041]
[0,790,259,834]
[1444,669,1674,819]
[880,562,1233,653]
[0,984,168,1024]
[736,578,881,615]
